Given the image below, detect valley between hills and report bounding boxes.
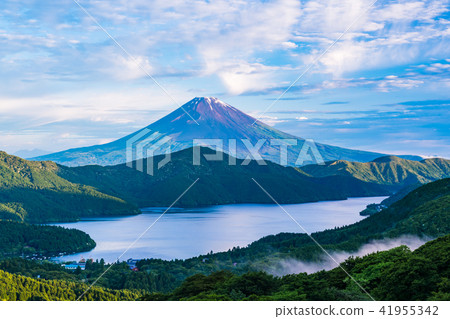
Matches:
[0,177,449,301]
[1,97,449,301]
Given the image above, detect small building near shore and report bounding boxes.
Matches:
[126,258,141,270]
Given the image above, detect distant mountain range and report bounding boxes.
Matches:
[300,156,450,187]
[13,149,50,159]
[32,97,420,167]
[2,149,449,223]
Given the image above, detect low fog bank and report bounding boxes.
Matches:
[267,235,431,277]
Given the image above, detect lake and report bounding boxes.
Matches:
[52,197,386,263]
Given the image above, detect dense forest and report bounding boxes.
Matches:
[0,268,139,301]
[57,147,392,208]
[0,151,139,223]
[0,178,448,300]
[140,235,450,301]
[0,221,95,258]
[0,235,448,301]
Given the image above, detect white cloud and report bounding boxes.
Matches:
[377,76,423,92]
[295,0,450,76]
[101,54,154,81]
[81,0,303,94]
[0,86,190,128]
[218,62,284,95]
[282,41,298,49]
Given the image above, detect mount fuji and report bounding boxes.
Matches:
[33,97,388,167]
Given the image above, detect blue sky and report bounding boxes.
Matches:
[0,0,449,158]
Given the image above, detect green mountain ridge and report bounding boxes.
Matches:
[57,147,391,209]
[0,151,139,222]
[2,149,450,222]
[299,156,450,188]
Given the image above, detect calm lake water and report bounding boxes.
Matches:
[52,197,386,263]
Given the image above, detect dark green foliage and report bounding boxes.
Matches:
[0,151,139,222]
[0,269,139,301]
[0,221,95,258]
[0,158,448,300]
[379,183,423,207]
[57,147,391,209]
[2,149,449,223]
[140,235,450,301]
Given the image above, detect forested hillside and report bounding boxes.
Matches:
[2,149,449,223]
[57,147,397,208]
[300,156,450,188]
[226,178,450,265]
[1,235,448,301]
[0,221,95,258]
[0,269,139,301]
[0,151,138,222]
[141,235,450,301]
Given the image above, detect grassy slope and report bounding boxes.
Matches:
[0,152,138,222]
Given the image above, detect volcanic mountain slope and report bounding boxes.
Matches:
[33,97,387,167]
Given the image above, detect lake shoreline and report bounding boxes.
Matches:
[50,196,387,263]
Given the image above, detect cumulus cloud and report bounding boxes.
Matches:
[297,0,450,76]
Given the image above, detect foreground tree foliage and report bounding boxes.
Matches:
[0,235,448,301]
[0,269,139,301]
[140,235,450,301]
